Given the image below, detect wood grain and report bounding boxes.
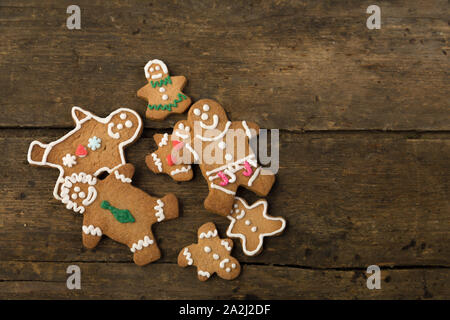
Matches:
[0,262,448,299]
[0,0,448,130]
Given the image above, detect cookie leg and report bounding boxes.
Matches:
[245,169,275,196]
[131,233,161,266]
[81,224,103,249]
[204,187,237,216]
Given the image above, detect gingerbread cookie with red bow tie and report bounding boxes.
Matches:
[227,197,286,256]
[137,59,192,120]
[178,222,241,281]
[27,106,142,201]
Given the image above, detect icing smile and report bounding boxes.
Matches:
[108,123,120,139]
[151,73,163,79]
[83,186,97,206]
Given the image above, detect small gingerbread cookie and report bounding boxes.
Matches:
[27,106,143,201]
[59,164,179,266]
[137,59,192,120]
[227,197,286,256]
[178,222,241,281]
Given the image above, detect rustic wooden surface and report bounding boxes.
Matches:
[0,0,449,299]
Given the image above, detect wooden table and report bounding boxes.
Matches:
[0,0,448,299]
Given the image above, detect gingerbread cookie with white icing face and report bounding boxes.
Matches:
[28,106,142,201]
[147,99,276,217]
[178,222,241,281]
[227,197,286,256]
[137,59,192,120]
[59,164,179,266]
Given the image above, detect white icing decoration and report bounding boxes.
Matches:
[79,192,86,198]
[60,173,98,214]
[204,246,211,253]
[220,240,232,251]
[219,258,229,269]
[114,170,132,183]
[193,108,201,116]
[199,114,219,130]
[158,133,169,147]
[175,131,189,140]
[248,166,261,187]
[199,229,218,239]
[144,59,168,79]
[245,220,251,225]
[203,104,210,111]
[74,186,80,192]
[120,113,127,120]
[226,197,286,256]
[242,120,253,139]
[213,254,219,260]
[198,270,210,278]
[159,87,165,93]
[210,183,236,195]
[27,107,142,202]
[206,154,256,176]
[125,120,133,128]
[226,267,231,272]
[218,141,226,149]
[149,67,154,72]
[117,123,123,130]
[185,143,199,162]
[62,154,77,168]
[155,65,160,71]
[82,225,102,236]
[151,73,163,79]
[154,199,165,222]
[87,136,102,151]
[130,236,154,253]
[225,153,233,161]
[162,94,168,101]
[108,122,120,139]
[201,113,208,121]
[183,248,193,265]
[170,165,192,176]
[251,226,257,232]
[71,193,77,200]
[151,153,163,172]
[234,204,238,208]
[196,121,231,141]
[236,210,246,220]
[232,263,236,269]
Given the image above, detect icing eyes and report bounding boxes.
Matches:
[79,192,86,198]
[120,113,127,120]
[178,123,185,129]
[201,113,208,121]
[149,67,154,72]
[203,104,210,111]
[74,186,80,192]
[204,246,211,253]
[213,254,219,260]
[155,65,160,71]
[125,120,133,128]
[193,108,201,116]
[218,141,226,149]
[245,220,251,226]
[117,123,123,130]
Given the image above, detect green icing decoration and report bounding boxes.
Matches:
[147,93,188,112]
[150,75,172,88]
[101,200,135,223]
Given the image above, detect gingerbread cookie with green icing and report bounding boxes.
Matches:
[58,164,179,266]
[137,59,192,120]
[178,222,241,281]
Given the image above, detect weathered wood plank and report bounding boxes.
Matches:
[1,130,449,268]
[0,0,448,130]
[0,262,448,299]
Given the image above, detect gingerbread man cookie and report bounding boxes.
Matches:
[59,164,179,266]
[146,99,276,216]
[178,222,241,281]
[137,59,192,120]
[227,197,286,256]
[27,106,142,201]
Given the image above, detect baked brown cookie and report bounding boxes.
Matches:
[178,222,241,281]
[60,164,179,266]
[137,59,192,120]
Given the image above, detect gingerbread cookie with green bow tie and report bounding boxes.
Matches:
[137,59,192,120]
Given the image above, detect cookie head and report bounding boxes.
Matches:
[188,99,228,132]
[106,110,141,142]
[144,59,168,80]
[59,173,98,214]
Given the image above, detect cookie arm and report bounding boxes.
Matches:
[178,244,195,267]
[114,163,135,180]
[242,121,260,137]
[171,75,188,89]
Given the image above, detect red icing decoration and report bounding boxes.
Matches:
[242,160,253,177]
[218,171,229,186]
[166,154,174,166]
[172,140,181,148]
[76,144,88,158]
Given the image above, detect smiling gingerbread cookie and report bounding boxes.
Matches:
[137,59,192,120]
